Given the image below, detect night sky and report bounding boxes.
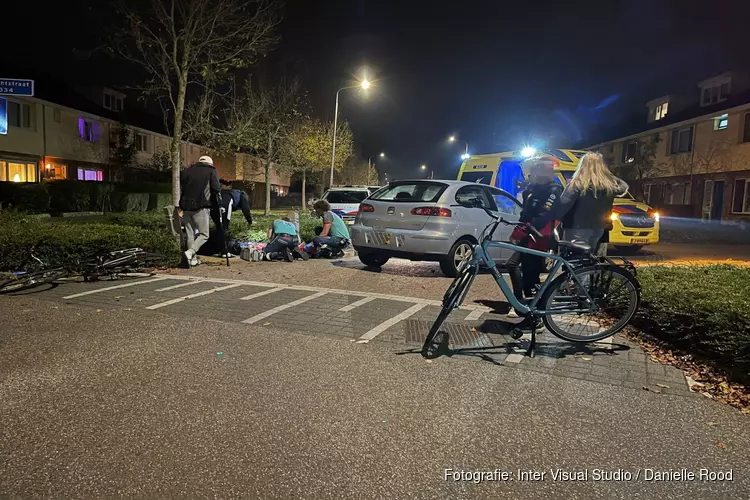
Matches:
[4,0,748,180]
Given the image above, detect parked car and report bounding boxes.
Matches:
[318,186,380,225]
[350,180,523,276]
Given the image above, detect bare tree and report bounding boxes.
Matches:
[612,136,664,199]
[111,0,282,204]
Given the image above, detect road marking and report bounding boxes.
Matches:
[464,309,484,321]
[358,303,427,342]
[155,274,490,312]
[338,296,376,312]
[146,283,242,310]
[154,280,206,292]
[242,292,327,324]
[240,287,286,301]
[505,353,525,363]
[62,277,170,299]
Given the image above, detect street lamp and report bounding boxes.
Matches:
[368,152,385,185]
[448,135,470,159]
[421,164,433,179]
[330,78,371,187]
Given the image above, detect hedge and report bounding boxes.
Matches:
[0,212,180,271]
[634,265,750,381]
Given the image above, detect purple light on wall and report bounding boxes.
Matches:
[78,118,85,139]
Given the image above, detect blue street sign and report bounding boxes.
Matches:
[0,97,7,135]
[0,78,34,96]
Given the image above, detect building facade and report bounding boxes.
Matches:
[588,71,750,223]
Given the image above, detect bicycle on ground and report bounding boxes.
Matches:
[421,199,641,359]
[0,243,166,294]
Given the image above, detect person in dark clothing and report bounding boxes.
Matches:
[206,180,254,258]
[179,155,222,267]
[219,179,253,226]
[248,212,308,262]
[532,152,629,250]
[505,157,562,321]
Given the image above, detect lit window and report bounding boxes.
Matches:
[42,163,67,180]
[714,113,728,131]
[4,161,37,182]
[622,142,637,164]
[78,118,97,142]
[655,102,668,120]
[77,168,103,182]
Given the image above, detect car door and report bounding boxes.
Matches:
[453,185,495,255]
[483,186,523,261]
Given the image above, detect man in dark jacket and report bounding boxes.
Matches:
[206,180,254,258]
[179,155,222,267]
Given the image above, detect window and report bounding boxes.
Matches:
[103,92,124,111]
[53,108,61,123]
[324,190,369,204]
[654,102,668,121]
[116,97,123,111]
[643,184,652,205]
[732,179,750,214]
[701,83,729,106]
[622,141,637,164]
[78,118,98,142]
[103,93,111,109]
[459,171,492,184]
[41,163,67,180]
[77,168,103,182]
[485,186,522,216]
[0,160,37,182]
[7,101,32,128]
[369,181,448,203]
[455,185,492,209]
[134,133,148,152]
[669,126,693,154]
[714,113,728,131]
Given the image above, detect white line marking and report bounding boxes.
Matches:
[154,274,490,311]
[242,292,327,324]
[505,353,525,363]
[239,287,286,301]
[243,292,326,325]
[358,303,427,342]
[154,280,206,292]
[464,309,484,321]
[146,284,242,310]
[339,296,376,312]
[62,277,169,299]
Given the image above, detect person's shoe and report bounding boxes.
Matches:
[284,247,294,262]
[190,255,201,267]
[183,250,194,268]
[518,316,543,330]
[217,253,236,259]
[330,248,345,259]
[295,248,310,261]
[506,308,520,318]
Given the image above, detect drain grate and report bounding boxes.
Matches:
[404,319,492,348]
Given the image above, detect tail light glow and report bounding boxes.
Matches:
[359,203,375,213]
[410,207,452,217]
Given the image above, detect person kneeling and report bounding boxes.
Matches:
[311,200,350,258]
[249,213,307,262]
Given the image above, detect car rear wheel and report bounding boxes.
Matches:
[358,251,390,268]
[440,239,474,277]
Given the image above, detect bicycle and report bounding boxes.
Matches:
[0,244,166,294]
[421,200,641,359]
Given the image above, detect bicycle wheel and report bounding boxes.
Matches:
[538,264,640,342]
[442,259,477,310]
[421,306,452,359]
[0,268,69,294]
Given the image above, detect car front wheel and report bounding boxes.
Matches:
[440,239,474,277]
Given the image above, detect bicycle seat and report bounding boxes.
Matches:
[558,240,592,254]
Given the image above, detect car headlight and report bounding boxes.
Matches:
[653,212,660,222]
[610,212,619,221]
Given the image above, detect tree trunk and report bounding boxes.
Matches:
[301,168,306,212]
[170,75,188,206]
[265,134,273,216]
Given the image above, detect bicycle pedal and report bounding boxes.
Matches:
[510,328,524,340]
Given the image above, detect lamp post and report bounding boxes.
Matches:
[448,135,470,159]
[368,152,385,185]
[330,78,371,187]
[421,164,433,179]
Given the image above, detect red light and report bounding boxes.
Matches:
[360,203,374,212]
[410,207,452,217]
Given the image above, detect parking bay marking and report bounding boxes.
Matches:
[146,283,243,310]
[357,303,427,342]
[154,280,206,292]
[242,292,327,325]
[338,296,376,312]
[62,277,170,299]
[240,287,286,301]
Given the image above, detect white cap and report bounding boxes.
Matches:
[199,155,214,165]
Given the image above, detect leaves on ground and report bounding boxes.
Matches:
[656,383,670,389]
[715,441,727,450]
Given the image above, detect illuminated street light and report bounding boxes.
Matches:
[448,135,469,158]
[368,152,386,185]
[521,146,536,158]
[421,164,433,179]
[330,76,373,187]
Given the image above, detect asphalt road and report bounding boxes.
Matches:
[1,293,749,498]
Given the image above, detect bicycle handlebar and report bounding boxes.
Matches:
[452,202,544,242]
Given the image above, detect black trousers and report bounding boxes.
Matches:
[506,250,545,313]
[264,234,297,255]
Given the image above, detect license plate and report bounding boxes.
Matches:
[630,238,649,244]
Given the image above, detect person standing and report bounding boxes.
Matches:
[179,155,222,268]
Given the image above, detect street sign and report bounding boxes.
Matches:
[0,98,6,135]
[0,78,34,96]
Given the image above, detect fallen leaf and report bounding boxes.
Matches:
[715,441,727,450]
[114,296,123,299]
[124,308,132,311]
[262,322,271,326]
[581,356,592,361]
[424,359,433,363]
[96,309,103,312]
[136,299,143,302]
[719,382,731,393]
[702,392,714,399]
[656,383,670,389]
[470,327,477,332]
[652,389,662,394]
[741,407,750,415]
[706,421,719,426]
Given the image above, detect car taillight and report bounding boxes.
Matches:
[410,207,452,217]
[360,203,374,212]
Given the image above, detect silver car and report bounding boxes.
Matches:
[351,180,523,276]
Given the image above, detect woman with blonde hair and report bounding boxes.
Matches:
[532,152,628,249]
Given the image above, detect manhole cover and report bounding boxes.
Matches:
[404,319,491,348]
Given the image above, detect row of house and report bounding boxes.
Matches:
[587,71,750,223]
[0,71,290,196]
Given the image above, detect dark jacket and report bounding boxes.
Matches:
[533,180,628,232]
[511,180,562,251]
[219,189,253,225]
[179,162,221,211]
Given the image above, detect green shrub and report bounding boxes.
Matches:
[230,212,321,243]
[113,182,171,194]
[123,193,150,212]
[0,182,50,213]
[106,212,168,232]
[47,181,93,213]
[148,193,173,211]
[0,212,180,270]
[634,265,750,374]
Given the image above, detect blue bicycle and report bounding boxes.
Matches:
[421,201,641,359]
